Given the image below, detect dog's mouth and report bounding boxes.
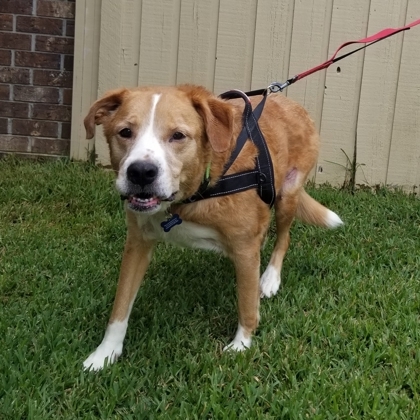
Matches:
[123,192,176,213]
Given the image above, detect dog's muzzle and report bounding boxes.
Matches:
[119,161,176,213]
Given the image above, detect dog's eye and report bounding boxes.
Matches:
[171,131,186,141]
[119,128,132,138]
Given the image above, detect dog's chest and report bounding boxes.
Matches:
[138,214,225,253]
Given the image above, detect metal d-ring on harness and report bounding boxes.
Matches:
[184,83,285,208]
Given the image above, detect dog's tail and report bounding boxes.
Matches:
[296,189,343,228]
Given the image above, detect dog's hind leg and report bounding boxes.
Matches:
[260,168,344,298]
[83,230,155,371]
[260,188,299,298]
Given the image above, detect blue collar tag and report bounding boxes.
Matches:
[161,214,182,232]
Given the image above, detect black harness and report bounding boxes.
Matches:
[184,87,277,208]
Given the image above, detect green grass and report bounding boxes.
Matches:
[1,156,420,419]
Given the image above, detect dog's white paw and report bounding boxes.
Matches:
[223,338,251,352]
[83,319,128,371]
[83,342,122,371]
[223,324,252,351]
[260,265,280,298]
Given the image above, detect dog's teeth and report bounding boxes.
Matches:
[133,196,153,203]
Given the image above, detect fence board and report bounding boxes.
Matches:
[96,1,142,91]
[137,0,181,85]
[119,0,142,87]
[287,0,333,130]
[316,0,370,186]
[95,1,125,164]
[387,1,420,189]
[176,0,220,89]
[251,0,294,90]
[97,1,123,93]
[355,0,409,186]
[213,0,258,93]
[70,0,101,161]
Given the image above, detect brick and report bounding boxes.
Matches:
[0,152,67,160]
[14,85,60,103]
[36,35,74,54]
[61,122,71,139]
[0,67,30,84]
[0,14,13,31]
[0,84,9,100]
[12,119,58,137]
[62,88,72,105]
[0,134,30,152]
[32,104,71,121]
[33,69,72,87]
[0,101,29,118]
[0,49,11,65]
[0,32,32,50]
[65,20,74,38]
[32,137,70,155]
[15,51,61,69]
[0,0,33,15]
[0,117,8,133]
[16,16,64,36]
[37,1,75,19]
[63,55,73,71]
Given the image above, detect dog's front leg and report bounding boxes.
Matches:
[83,233,155,371]
[224,247,261,351]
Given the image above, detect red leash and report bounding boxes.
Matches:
[259,17,420,94]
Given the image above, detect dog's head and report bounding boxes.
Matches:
[84,85,234,215]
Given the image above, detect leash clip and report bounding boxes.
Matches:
[267,82,283,93]
[268,80,293,94]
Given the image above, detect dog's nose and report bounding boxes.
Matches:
[127,161,158,187]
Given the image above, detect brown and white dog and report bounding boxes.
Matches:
[82,84,343,370]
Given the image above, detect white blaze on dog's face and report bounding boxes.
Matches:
[115,90,208,214]
[114,93,184,214]
[87,88,212,215]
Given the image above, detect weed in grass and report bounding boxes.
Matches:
[1,157,420,419]
[325,147,366,194]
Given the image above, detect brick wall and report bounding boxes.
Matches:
[0,0,75,158]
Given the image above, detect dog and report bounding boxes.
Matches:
[82,84,343,371]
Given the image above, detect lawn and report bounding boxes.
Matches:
[1,157,420,419]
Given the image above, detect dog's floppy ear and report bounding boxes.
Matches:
[84,88,128,139]
[183,85,233,153]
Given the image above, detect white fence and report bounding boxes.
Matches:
[71,0,420,189]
